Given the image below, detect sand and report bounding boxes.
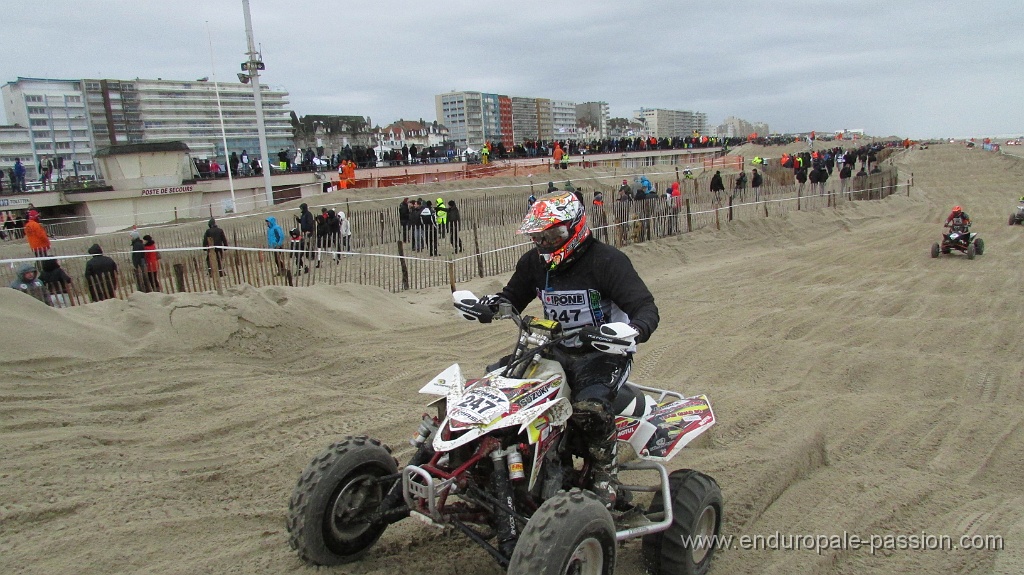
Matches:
[2,141,1023,574]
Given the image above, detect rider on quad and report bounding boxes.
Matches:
[945,205,971,230]
[482,191,660,509]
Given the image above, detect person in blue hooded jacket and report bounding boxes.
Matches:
[266,216,286,275]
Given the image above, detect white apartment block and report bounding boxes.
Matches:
[436,91,485,150]
[2,76,294,183]
[551,100,578,139]
[124,78,292,160]
[634,107,709,139]
[2,77,96,180]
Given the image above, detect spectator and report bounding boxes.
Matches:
[751,169,763,200]
[84,243,118,302]
[447,200,463,253]
[733,171,747,200]
[288,227,307,274]
[130,229,147,291]
[421,200,438,256]
[839,163,852,196]
[339,211,352,256]
[296,203,315,264]
[265,216,286,275]
[314,207,330,268]
[709,171,725,203]
[202,218,229,276]
[399,198,411,243]
[13,158,26,192]
[795,167,808,194]
[143,234,160,291]
[9,262,48,304]
[546,181,558,193]
[24,212,50,258]
[434,197,448,239]
[327,208,342,261]
[409,199,424,252]
[39,258,72,307]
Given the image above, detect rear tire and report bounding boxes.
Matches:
[507,489,616,575]
[930,243,939,258]
[974,237,985,255]
[967,242,976,259]
[287,436,398,566]
[642,470,723,575]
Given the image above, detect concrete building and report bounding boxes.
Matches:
[0,125,36,185]
[634,107,708,139]
[715,116,770,139]
[551,100,578,139]
[2,76,293,184]
[576,102,610,139]
[511,97,539,144]
[122,78,293,162]
[1,77,97,181]
[435,91,514,150]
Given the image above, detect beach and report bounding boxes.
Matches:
[2,141,1023,574]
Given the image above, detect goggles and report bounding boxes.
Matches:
[528,224,569,249]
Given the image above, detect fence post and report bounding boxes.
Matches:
[173,263,186,292]
[379,213,385,244]
[447,260,456,293]
[397,241,409,291]
[685,199,692,233]
[728,195,733,221]
[473,222,484,278]
[797,186,802,211]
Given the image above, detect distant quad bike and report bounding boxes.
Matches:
[1008,202,1024,226]
[931,224,984,260]
[287,291,723,575]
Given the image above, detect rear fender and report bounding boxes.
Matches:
[637,394,716,462]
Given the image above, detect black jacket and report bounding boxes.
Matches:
[499,237,659,343]
[131,237,145,267]
[203,220,228,250]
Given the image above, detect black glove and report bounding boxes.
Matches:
[478,294,508,312]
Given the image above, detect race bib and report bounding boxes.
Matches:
[540,289,601,329]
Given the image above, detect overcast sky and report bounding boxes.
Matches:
[2,1,1022,139]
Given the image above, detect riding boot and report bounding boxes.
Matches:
[573,398,620,510]
[589,438,620,510]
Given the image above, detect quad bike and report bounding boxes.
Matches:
[931,224,984,260]
[287,291,722,575]
[1008,203,1024,226]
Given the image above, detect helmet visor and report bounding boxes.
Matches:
[529,224,569,252]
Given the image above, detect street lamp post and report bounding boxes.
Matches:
[240,0,275,207]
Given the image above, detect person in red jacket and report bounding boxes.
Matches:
[142,234,161,291]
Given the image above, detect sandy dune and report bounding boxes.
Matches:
[2,142,1023,574]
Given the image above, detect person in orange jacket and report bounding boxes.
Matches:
[24,212,50,258]
[552,144,564,169]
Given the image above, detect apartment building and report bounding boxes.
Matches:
[124,78,293,159]
[551,100,577,138]
[2,76,294,183]
[511,97,539,144]
[634,107,709,139]
[1,77,96,180]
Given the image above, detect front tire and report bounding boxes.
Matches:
[287,436,398,566]
[974,237,985,255]
[967,242,976,259]
[507,489,616,575]
[642,470,723,575]
[1010,214,1016,226]
[930,243,939,258]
